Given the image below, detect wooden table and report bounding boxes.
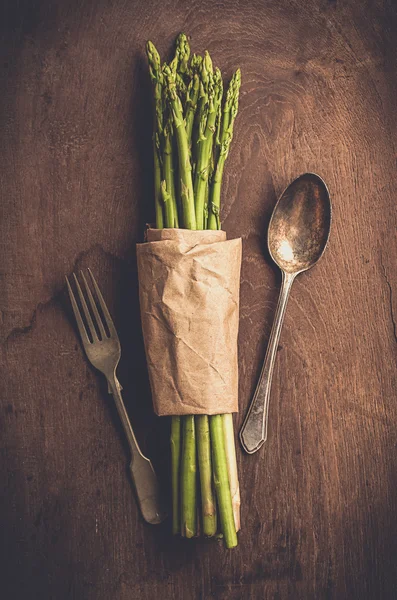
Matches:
[1,1,396,598]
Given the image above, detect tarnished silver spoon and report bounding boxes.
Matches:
[240,173,332,454]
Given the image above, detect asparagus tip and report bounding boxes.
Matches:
[146,40,161,65]
[175,32,191,75]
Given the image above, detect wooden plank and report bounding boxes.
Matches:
[1,0,396,598]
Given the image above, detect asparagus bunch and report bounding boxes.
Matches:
[146,34,241,549]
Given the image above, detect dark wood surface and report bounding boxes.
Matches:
[1,1,396,598]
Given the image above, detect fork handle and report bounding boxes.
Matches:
[108,376,167,525]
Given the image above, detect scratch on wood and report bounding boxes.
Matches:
[3,244,125,346]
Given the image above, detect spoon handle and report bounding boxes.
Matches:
[240,271,295,454]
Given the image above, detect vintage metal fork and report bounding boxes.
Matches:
[66,268,166,524]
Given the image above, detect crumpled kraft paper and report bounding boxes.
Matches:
[136,228,242,416]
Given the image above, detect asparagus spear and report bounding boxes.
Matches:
[170,416,181,534]
[163,64,196,230]
[209,415,238,548]
[146,41,164,129]
[146,41,165,228]
[222,413,240,531]
[205,69,241,541]
[167,40,199,533]
[196,415,217,536]
[168,36,192,221]
[194,61,223,229]
[169,34,190,109]
[164,105,179,529]
[153,146,164,229]
[180,415,197,537]
[185,55,202,148]
[191,53,210,177]
[208,68,241,230]
[162,115,179,227]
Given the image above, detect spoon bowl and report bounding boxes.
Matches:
[269,173,331,274]
[240,173,331,454]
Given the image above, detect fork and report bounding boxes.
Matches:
[66,268,166,525]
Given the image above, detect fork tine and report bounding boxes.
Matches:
[80,270,107,340]
[73,273,98,342]
[88,268,117,338]
[65,276,91,345]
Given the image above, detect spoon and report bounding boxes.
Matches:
[240,173,332,454]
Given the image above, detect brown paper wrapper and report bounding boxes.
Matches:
[137,228,242,416]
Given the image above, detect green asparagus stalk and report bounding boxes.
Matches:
[209,415,237,548]
[185,55,202,148]
[208,68,241,230]
[170,34,190,115]
[146,41,164,126]
[180,415,197,537]
[196,470,202,536]
[207,71,241,536]
[194,63,223,229]
[163,64,196,230]
[153,145,164,229]
[162,118,179,227]
[222,413,240,531]
[146,41,165,228]
[191,54,210,177]
[167,39,198,534]
[196,415,217,536]
[170,416,181,534]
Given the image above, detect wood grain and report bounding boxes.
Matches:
[1,0,396,598]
